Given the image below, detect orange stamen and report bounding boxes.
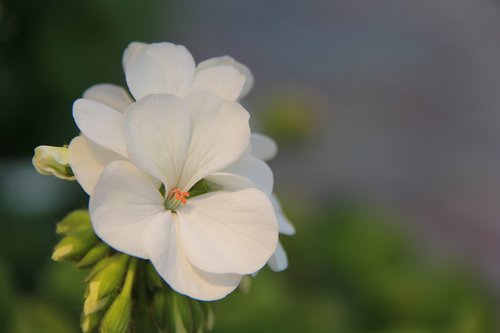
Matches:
[170,188,190,205]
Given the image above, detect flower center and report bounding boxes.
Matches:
[164,188,190,211]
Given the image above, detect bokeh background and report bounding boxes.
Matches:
[1,0,500,332]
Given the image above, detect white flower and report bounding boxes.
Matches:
[69,41,254,196]
[89,92,278,300]
[250,134,296,272]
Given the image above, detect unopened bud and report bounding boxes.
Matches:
[78,243,110,268]
[189,298,206,333]
[81,311,101,333]
[152,289,169,329]
[100,292,132,333]
[84,281,113,315]
[52,229,97,261]
[89,254,129,300]
[56,210,92,235]
[146,262,164,290]
[168,292,193,333]
[32,145,75,180]
[100,258,137,333]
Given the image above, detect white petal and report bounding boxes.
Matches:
[73,98,127,156]
[197,56,254,98]
[220,155,273,196]
[193,65,245,101]
[83,84,133,112]
[178,92,251,191]
[178,188,278,275]
[125,42,196,100]
[89,160,165,259]
[68,136,123,195]
[124,94,191,188]
[267,241,288,272]
[271,194,296,235]
[250,133,278,161]
[144,215,242,301]
[122,42,146,71]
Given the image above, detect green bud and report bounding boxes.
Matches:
[86,256,115,282]
[78,243,110,268]
[100,292,132,333]
[52,228,97,261]
[56,210,92,235]
[153,288,169,330]
[90,254,129,300]
[134,269,157,333]
[32,145,75,180]
[81,311,101,333]
[100,258,137,333]
[84,282,113,315]
[189,299,206,333]
[168,292,193,333]
[146,262,165,291]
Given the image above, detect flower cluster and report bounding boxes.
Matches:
[34,42,295,302]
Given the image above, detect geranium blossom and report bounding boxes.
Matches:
[89,92,278,300]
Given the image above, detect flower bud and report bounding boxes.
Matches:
[100,292,132,333]
[152,289,169,329]
[146,262,164,291]
[81,311,101,333]
[83,282,113,315]
[89,254,129,300]
[167,292,193,333]
[100,258,137,333]
[56,210,92,235]
[52,228,97,261]
[189,298,206,333]
[32,145,75,180]
[78,243,110,268]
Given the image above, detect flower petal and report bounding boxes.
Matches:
[144,215,242,301]
[124,94,191,188]
[73,98,127,156]
[271,194,296,235]
[125,42,196,100]
[178,188,278,275]
[178,92,251,191]
[83,84,133,112]
[220,155,273,196]
[122,42,146,71]
[250,133,278,161]
[192,65,245,101]
[197,56,254,98]
[68,136,123,195]
[89,160,165,259]
[267,241,288,272]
